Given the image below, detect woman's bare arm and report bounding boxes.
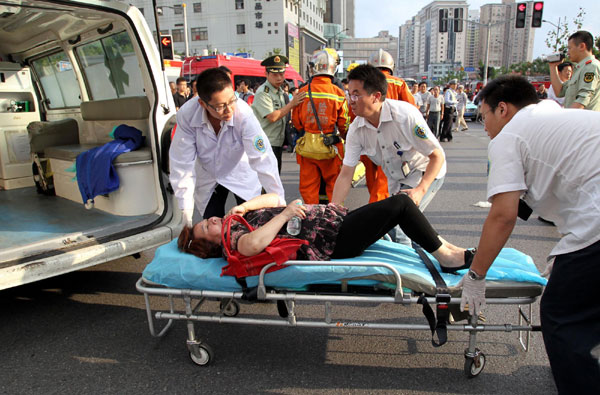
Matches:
[228,193,281,216]
[236,200,305,256]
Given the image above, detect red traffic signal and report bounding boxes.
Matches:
[532,1,544,28]
[515,2,527,29]
[160,34,173,60]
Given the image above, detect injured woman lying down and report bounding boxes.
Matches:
[178,193,475,274]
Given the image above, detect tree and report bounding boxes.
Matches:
[478,61,496,80]
[264,48,283,57]
[545,7,585,53]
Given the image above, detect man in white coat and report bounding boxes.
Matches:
[170,68,285,226]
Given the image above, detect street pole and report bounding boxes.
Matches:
[483,22,491,85]
[183,3,189,57]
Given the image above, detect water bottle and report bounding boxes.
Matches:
[286,200,303,236]
[286,216,301,235]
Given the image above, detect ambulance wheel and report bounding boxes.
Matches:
[219,299,240,317]
[464,350,485,378]
[190,343,213,366]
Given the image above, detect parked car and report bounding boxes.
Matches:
[464,100,479,121]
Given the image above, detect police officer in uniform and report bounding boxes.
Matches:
[252,55,306,172]
[550,30,600,111]
[440,79,458,141]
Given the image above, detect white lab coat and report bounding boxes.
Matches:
[169,98,285,215]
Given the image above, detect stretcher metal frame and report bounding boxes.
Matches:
[135,259,542,378]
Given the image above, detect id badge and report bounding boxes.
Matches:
[401,161,410,177]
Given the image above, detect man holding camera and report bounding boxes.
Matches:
[549,30,600,111]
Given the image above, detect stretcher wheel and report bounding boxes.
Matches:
[219,299,240,317]
[190,343,213,366]
[464,349,486,378]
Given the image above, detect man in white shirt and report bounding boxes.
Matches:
[440,79,458,142]
[169,68,285,226]
[416,82,430,117]
[462,75,600,393]
[332,65,446,245]
[547,62,573,106]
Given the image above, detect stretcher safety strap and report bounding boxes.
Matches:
[413,243,450,347]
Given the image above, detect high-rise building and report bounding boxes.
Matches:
[397,0,536,82]
[125,0,326,76]
[340,30,398,74]
[464,9,480,69]
[323,0,354,37]
[397,17,421,79]
[479,0,535,69]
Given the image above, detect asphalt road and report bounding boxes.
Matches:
[0,121,560,394]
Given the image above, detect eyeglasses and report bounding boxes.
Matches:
[205,96,238,113]
[478,107,493,126]
[348,94,364,102]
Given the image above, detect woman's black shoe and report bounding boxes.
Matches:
[440,248,477,274]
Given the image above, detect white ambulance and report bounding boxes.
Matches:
[0,0,183,289]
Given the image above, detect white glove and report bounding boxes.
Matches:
[458,273,486,316]
[182,209,194,228]
[541,257,555,278]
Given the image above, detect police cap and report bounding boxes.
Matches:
[261,55,289,73]
[449,79,458,85]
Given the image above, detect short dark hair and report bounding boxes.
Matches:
[290,87,297,94]
[176,77,187,85]
[341,78,348,84]
[557,62,573,72]
[218,65,232,75]
[347,64,387,99]
[477,75,539,111]
[240,78,250,87]
[195,68,233,103]
[568,31,594,51]
[418,81,427,87]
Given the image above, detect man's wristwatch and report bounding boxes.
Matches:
[468,269,485,281]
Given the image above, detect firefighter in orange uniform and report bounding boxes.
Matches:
[359,49,417,203]
[293,50,350,204]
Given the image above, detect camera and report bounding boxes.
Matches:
[541,52,565,63]
[322,133,341,147]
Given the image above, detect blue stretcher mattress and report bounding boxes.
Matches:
[143,240,547,297]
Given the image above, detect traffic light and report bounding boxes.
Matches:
[439,9,448,33]
[160,34,173,60]
[531,1,544,28]
[515,2,527,29]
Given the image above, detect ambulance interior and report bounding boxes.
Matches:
[0,1,165,265]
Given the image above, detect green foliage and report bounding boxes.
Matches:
[265,48,283,57]
[545,7,586,53]
[478,61,496,80]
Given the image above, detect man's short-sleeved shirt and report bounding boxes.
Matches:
[344,99,446,193]
[426,94,444,112]
[559,55,600,110]
[486,100,600,256]
[252,80,287,146]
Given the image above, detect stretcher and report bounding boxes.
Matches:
[136,239,546,378]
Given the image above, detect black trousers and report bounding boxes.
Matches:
[331,194,442,259]
[440,106,454,141]
[540,240,600,394]
[272,146,283,174]
[203,184,245,219]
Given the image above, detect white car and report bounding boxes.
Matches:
[0,0,182,290]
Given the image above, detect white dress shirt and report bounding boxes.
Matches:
[487,100,600,257]
[344,99,446,193]
[169,98,285,214]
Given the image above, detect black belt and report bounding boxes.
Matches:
[413,243,450,347]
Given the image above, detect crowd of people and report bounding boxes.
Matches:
[167,30,600,394]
